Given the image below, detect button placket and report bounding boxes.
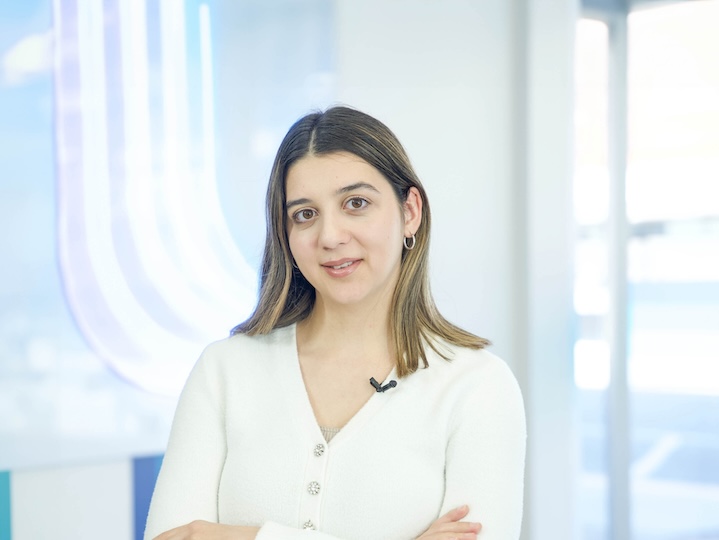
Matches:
[299,440,329,530]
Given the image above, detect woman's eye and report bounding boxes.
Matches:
[293,209,316,223]
[346,197,368,210]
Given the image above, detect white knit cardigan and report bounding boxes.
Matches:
[145,324,526,540]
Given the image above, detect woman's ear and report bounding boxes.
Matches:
[403,187,423,236]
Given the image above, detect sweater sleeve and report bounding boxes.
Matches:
[439,356,527,540]
[144,346,227,540]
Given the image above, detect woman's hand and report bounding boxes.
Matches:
[153,520,259,540]
[417,505,482,540]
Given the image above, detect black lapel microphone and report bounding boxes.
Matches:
[369,377,397,393]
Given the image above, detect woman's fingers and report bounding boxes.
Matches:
[417,506,482,539]
[430,521,482,537]
[152,520,259,540]
[435,521,482,533]
[434,505,471,524]
[418,526,481,540]
[152,519,207,540]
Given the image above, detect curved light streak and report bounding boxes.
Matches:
[54,0,258,396]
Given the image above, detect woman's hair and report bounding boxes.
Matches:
[233,105,488,376]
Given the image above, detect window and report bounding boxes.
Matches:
[574,2,719,538]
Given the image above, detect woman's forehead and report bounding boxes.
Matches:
[285,152,389,197]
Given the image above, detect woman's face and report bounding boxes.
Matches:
[285,151,421,314]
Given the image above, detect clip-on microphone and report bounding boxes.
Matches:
[369,377,397,393]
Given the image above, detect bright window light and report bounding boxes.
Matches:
[574,339,610,390]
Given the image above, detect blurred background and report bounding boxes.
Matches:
[0,0,717,539]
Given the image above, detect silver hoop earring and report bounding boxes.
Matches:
[403,234,416,250]
[291,259,298,270]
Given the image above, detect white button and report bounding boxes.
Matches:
[314,443,325,457]
[303,520,316,530]
[308,481,321,495]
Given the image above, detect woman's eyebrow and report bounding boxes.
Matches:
[336,182,380,195]
[286,197,310,210]
[286,182,380,210]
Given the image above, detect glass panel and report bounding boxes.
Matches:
[627,2,719,539]
[574,18,611,540]
[627,2,719,224]
[575,19,610,228]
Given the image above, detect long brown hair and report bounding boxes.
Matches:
[233,106,488,376]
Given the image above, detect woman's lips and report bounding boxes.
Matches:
[321,258,361,277]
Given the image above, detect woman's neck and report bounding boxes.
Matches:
[297,301,394,371]
[295,303,396,430]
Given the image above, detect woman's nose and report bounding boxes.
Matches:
[318,214,350,249]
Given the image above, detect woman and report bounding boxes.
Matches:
[145,106,526,540]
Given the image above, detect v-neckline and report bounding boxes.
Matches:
[281,323,398,449]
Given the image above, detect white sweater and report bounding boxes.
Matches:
[145,324,526,540]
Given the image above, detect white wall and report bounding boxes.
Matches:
[335,0,518,365]
[522,0,581,538]
[334,1,579,539]
[10,460,133,540]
